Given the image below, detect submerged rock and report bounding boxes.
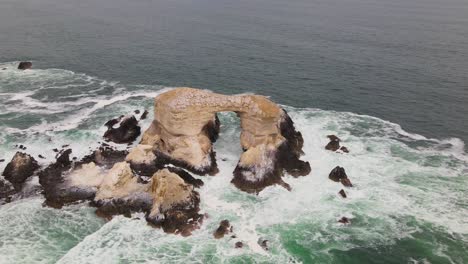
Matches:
[339,146,349,153]
[214,220,231,239]
[235,242,243,248]
[328,166,353,187]
[2,152,39,190]
[17,61,32,70]
[338,216,350,224]
[258,239,269,251]
[104,115,141,144]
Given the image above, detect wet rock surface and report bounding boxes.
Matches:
[17,61,32,70]
[329,166,353,187]
[104,115,141,144]
[2,152,39,190]
[214,220,232,239]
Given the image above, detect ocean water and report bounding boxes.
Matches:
[0,63,467,263]
[1,0,468,263]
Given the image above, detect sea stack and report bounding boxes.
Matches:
[137,88,310,193]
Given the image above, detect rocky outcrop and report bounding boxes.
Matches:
[2,152,39,190]
[140,88,310,193]
[0,178,15,201]
[103,115,141,144]
[146,168,203,236]
[214,220,232,239]
[18,61,32,70]
[329,166,353,187]
[39,149,97,208]
[325,135,350,153]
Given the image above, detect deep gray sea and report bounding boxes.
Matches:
[0,0,467,263]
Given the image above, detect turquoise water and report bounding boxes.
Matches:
[0,63,467,263]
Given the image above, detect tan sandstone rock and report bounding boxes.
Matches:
[140,88,310,193]
[95,162,148,200]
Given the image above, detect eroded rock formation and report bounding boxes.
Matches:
[139,88,310,193]
[28,88,310,235]
[2,152,39,190]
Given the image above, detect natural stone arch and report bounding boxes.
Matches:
[131,88,310,193]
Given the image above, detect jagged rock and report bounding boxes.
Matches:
[140,88,310,193]
[328,166,353,187]
[325,135,340,151]
[338,189,347,198]
[340,146,349,153]
[79,145,128,168]
[0,178,15,201]
[2,152,39,190]
[214,220,231,239]
[140,110,149,120]
[95,162,147,200]
[104,115,141,144]
[125,144,160,176]
[93,162,151,218]
[338,216,350,224]
[258,239,269,251]
[18,61,32,70]
[235,242,243,248]
[39,149,96,208]
[146,168,203,236]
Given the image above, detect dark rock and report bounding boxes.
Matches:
[18,61,32,70]
[0,178,15,200]
[103,115,141,144]
[202,114,220,143]
[134,110,140,114]
[146,198,204,237]
[0,159,4,163]
[62,144,69,148]
[258,239,269,251]
[341,178,353,187]
[2,152,39,190]
[338,217,350,224]
[338,189,347,198]
[93,196,152,221]
[38,155,45,159]
[153,149,219,176]
[39,149,96,208]
[325,135,340,151]
[164,167,204,188]
[78,145,128,169]
[329,166,353,187]
[340,146,349,153]
[140,110,149,120]
[53,148,59,153]
[235,242,243,248]
[214,220,231,239]
[231,110,311,193]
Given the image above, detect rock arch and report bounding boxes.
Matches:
[130,88,310,193]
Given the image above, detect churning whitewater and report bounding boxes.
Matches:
[0,62,467,263]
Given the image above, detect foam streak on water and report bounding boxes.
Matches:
[0,63,467,264]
